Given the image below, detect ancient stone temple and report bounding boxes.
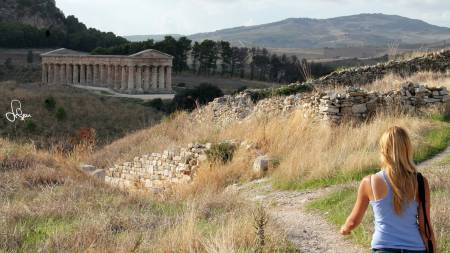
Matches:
[41,48,173,94]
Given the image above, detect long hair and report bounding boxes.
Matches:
[379,126,418,215]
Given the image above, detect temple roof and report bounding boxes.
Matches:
[41,48,173,59]
[41,48,89,56]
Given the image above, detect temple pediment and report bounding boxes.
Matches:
[129,49,174,59]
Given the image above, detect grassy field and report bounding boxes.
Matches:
[173,72,276,94]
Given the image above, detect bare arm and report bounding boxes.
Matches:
[340,177,370,235]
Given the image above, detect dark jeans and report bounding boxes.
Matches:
[372,249,426,253]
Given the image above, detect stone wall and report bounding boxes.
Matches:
[303,83,449,124]
[311,49,450,88]
[193,83,449,126]
[105,143,210,192]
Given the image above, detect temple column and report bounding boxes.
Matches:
[99,65,104,86]
[80,64,86,85]
[165,66,172,91]
[105,65,110,88]
[61,64,66,85]
[136,65,143,93]
[54,64,60,84]
[48,64,54,84]
[158,66,165,89]
[86,64,93,85]
[42,63,48,84]
[151,65,158,90]
[66,64,73,84]
[73,64,79,84]
[93,64,99,86]
[128,65,135,92]
[114,65,121,90]
[121,65,127,91]
[143,65,151,92]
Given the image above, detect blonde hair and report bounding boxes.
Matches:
[379,126,418,215]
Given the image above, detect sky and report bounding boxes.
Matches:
[56,0,450,36]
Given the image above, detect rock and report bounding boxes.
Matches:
[253,155,270,174]
[80,164,96,173]
[92,169,106,181]
[352,104,367,114]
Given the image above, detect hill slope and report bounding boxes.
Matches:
[0,0,65,30]
[187,13,450,48]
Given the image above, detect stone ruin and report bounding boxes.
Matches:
[193,83,449,126]
[104,143,211,192]
[303,83,449,124]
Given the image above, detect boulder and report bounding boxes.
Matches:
[80,164,96,173]
[253,155,271,174]
[92,169,106,181]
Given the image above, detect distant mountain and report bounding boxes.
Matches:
[189,14,450,48]
[124,34,184,42]
[125,14,450,49]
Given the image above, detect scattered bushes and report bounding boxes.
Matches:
[55,107,67,121]
[206,142,237,164]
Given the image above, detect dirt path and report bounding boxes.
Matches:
[234,145,450,253]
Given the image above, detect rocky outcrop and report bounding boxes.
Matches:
[0,0,66,30]
[310,49,450,88]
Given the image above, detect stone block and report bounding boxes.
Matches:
[253,155,271,174]
[352,104,367,114]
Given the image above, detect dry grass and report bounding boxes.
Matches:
[367,71,450,92]
[0,139,294,252]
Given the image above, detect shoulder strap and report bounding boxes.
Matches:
[417,172,434,253]
[369,175,377,201]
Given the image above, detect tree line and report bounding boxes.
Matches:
[0,15,127,51]
[94,37,335,83]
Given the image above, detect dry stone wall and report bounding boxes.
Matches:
[193,83,449,126]
[303,83,449,124]
[311,49,450,88]
[105,143,211,192]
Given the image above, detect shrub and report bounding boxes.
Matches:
[25,120,37,133]
[55,107,67,121]
[44,97,56,111]
[172,83,224,111]
[144,98,164,111]
[206,142,236,164]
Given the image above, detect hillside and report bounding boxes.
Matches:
[0,0,65,30]
[0,0,127,51]
[129,14,450,49]
[2,48,450,252]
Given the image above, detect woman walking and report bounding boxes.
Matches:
[340,126,436,253]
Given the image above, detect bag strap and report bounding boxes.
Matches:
[417,172,434,253]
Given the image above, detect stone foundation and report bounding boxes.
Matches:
[105,143,210,192]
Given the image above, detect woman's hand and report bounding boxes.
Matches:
[340,225,351,235]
